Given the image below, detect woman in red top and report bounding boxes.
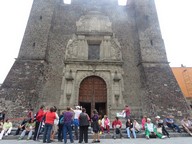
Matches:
[43,107,57,143]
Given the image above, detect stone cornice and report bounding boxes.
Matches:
[64,60,123,66]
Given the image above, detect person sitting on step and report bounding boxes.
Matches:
[0,119,12,140]
[126,118,136,139]
[145,118,166,139]
[155,116,170,138]
[165,115,181,133]
[18,118,36,140]
[100,115,110,134]
[112,117,123,139]
[133,119,141,133]
[15,117,28,135]
[181,116,192,136]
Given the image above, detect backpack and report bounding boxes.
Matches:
[59,115,64,125]
[0,113,4,120]
[116,128,120,134]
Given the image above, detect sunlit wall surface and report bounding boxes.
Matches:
[172,67,192,98]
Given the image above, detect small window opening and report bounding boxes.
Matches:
[63,0,71,4]
[33,42,36,47]
[150,40,153,46]
[40,16,42,20]
[88,44,100,60]
[118,0,127,6]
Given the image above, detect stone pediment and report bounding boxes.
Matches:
[65,35,122,62]
[76,11,112,34]
[65,11,122,62]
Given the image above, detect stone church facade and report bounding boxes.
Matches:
[0,0,190,119]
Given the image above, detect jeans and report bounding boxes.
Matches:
[63,123,73,143]
[126,127,136,138]
[73,119,79,140]
[167,123,181,132]
[20,130,33,139]
[43,123,53,143]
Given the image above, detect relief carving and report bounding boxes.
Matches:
[110,39,122,61]
[76,11,112,33]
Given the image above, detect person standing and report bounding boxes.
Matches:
[50,106,59,142]
[78,108,90,143]
[33,105,45,141]
[71,106,82,140]
[27,108,34,122]
[43,106,58,143]
[58,111,64,142]
[63,107,74,144]
[122,105,131,120]
[91,109,100,143]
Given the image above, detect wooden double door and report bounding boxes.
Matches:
[79,76,107,117]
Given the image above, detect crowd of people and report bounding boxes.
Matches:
[0,105,192,143]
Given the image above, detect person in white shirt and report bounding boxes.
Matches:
[71,106,82,140]
[145,118,166,139]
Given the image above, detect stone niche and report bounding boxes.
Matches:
[60,11,125,118]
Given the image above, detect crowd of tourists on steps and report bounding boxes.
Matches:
[0,105,192,143]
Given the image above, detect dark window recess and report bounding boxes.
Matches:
[150,40,153,46]
[40,16,42,20]
[33,42,36,47]
[88,44,100,60]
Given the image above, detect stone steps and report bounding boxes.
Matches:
[2,127,191,140]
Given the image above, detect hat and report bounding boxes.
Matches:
[147,118,151,121]
[75,106,80,109]
[155,116,160,119]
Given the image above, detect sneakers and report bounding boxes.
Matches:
[161,135,167,139]
[146,135,149,139]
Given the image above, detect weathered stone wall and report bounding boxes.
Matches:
[139,63,190,117]
[0,60,45,118]
[18,0,57,59]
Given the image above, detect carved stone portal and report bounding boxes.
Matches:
[61,11,124,119]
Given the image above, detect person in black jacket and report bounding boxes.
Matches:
[58,111,64,142]
[15,117,28,135]
[79,108,90,143]
[0,110,5,123]
[126,118,136,139]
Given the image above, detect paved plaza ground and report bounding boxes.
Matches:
[0,137,192,144]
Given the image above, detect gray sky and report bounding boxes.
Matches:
[0,0,191,83]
